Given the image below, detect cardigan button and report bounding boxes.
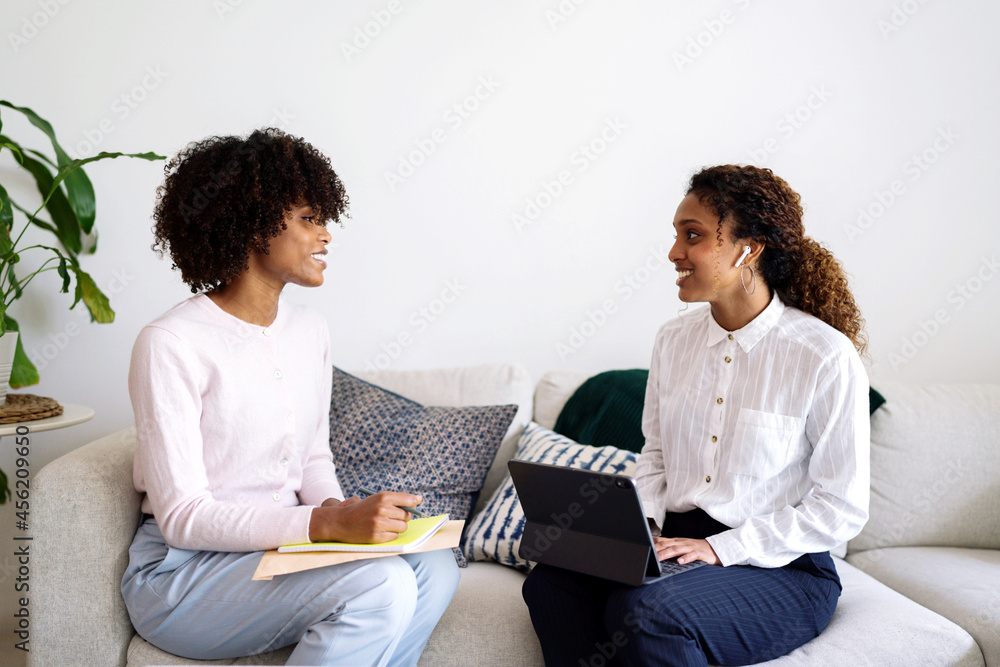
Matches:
[725,356,732,363]
[716,397,723,405]
[272,492,281,502]
[705,475,712,483]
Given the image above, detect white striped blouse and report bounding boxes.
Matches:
[636,293,870,568]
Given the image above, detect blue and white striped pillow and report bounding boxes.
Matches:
[462,422,637,572]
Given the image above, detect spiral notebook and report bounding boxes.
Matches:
[278,514,449,553]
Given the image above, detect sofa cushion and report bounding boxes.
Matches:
[463,422,636,571]
[849,382,1000,553]
[419,562,544,666]
[847,546,1000,667]
[125,562,545,667]
[533,369,590,430]
[357,362,534,517]
[330,367,517,565]
[758,558,984,666]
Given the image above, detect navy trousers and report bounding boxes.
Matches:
[521,510,841,666]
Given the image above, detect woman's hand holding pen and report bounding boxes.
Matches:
[653,537,720,566]
[309,491,422,544]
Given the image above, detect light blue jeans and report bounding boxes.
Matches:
[121,518,460,666]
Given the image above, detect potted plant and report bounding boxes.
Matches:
[0,100,164,502]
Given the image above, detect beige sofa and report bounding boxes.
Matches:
[31,364,999,666]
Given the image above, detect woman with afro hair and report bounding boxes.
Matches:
[523,165,871,666]
[121,128,459,666]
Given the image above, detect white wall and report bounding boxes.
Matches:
[1,1,998,659]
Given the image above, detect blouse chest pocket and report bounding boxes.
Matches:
[728,408,805,479]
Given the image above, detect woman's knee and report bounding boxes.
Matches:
[402,550,460,609]
[339,557,420,629]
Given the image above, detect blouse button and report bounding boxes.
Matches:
[280,457,289,466]
[274,370,283,379]
[286,412,294,422]
[725,356,732,363]
[262,329,271,337]
[705,475,712,483]
[727,334,734,341]
[272,492,281,502]
[716,397,723,405]
[711,435,718,443]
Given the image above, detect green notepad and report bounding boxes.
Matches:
[278,515,450,553]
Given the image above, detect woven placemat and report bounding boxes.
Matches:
[0,394,64,424]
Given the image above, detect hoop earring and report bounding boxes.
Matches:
[741,264,756,295]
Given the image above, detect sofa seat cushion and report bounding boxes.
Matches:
[419,562,543,666]
[126,635,292,665]
[125,562,543,667]
[848,546,999,666]
[751,557,983,666]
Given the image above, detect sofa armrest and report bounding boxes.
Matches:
[31,428,142,667]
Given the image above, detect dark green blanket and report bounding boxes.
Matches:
[553,369,649,453]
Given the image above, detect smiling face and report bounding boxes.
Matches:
[248,203,331,289]
[668,193,751,305]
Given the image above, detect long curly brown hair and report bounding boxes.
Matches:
[152,128,349,293]
[688,165,868,357]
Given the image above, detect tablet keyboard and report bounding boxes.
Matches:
[658,557,707,578]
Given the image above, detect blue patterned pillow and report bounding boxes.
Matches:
[329,367,518,566]
[463,422,637,572]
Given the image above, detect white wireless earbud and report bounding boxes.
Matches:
[734,245,751,269]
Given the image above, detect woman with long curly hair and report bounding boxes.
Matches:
[121,128,458,666]
[523,165,870,666]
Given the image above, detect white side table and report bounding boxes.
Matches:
[0,403,94,437]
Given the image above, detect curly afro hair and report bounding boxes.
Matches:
[152,128,349,293]
[688,165,868,357]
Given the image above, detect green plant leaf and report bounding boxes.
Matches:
[57,256,70,293]
[1,141,24,164]
[16,150,83,254]
[3,316,39,388]
[0,182,12,255]
[71,268,114,323]
[0,467,10,505]
[0,100,98,233]
[4,260,22,302]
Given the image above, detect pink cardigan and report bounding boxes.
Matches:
[129,294,343,552]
